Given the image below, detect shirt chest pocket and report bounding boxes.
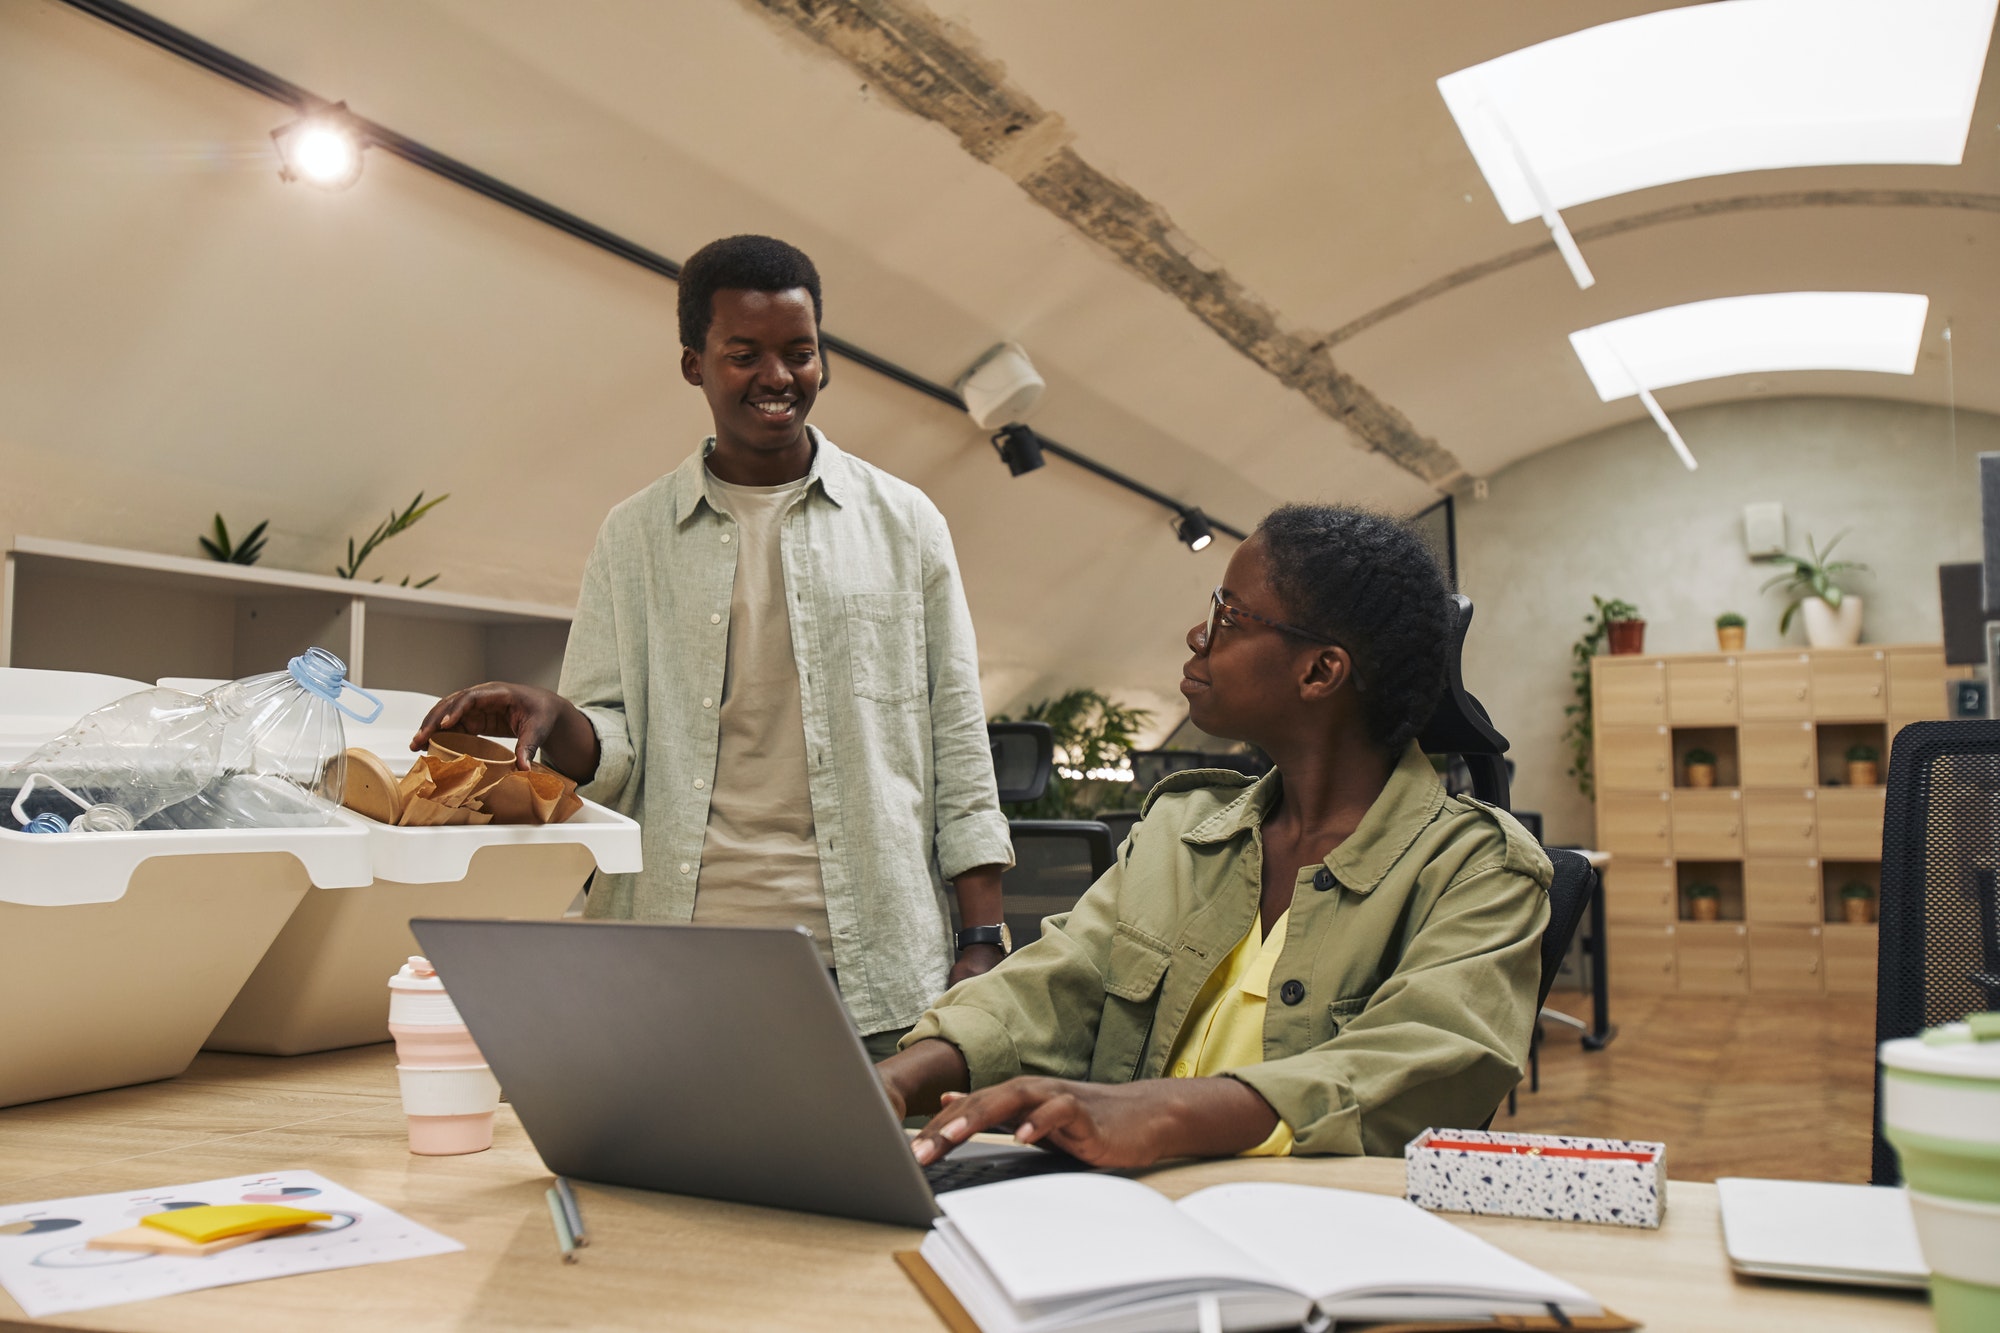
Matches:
[845,592,925,704]
[1090,926,1171,1085]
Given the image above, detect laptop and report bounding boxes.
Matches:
[1715,1178,1927,1289]
[408,918,1082,1227]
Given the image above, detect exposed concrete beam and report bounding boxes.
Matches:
[743,0,1464,488]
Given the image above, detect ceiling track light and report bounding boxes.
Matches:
[1174,508,1215,553]
[990,424,1046,477]
[272,102,366,190]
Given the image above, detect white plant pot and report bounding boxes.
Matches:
[1801,595,1864,648]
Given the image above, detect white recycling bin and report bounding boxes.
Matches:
[0,668,373,1107]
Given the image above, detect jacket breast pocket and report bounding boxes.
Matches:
[845,592,925,704]
[1091,925,1171,1085]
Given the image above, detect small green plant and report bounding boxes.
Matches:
[991,689,1153,820]
[197,514,268,565]
[1840,881,1875,901]
[1846,743,1879,764]
[1561,595,1641,799]
[336,491,448,586]
[1684,747,1717,766]
[1715,611,1746,629]
[1685,882,1720,899]
[1760,531,1870,634]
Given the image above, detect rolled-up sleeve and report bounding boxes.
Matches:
[557,529,636,806]
[919,507,1013,880]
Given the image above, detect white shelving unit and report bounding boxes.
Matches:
[2,536,572,696]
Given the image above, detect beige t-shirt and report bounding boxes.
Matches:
[692,473,835,962]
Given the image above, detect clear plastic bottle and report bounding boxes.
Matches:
[2,688,221,833]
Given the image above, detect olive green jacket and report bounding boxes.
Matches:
[903,743,1552,1156]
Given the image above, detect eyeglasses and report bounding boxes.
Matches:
[1204,587,1342,651]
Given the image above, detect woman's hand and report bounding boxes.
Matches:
[412,682,598,780]
[909,1075,1282,1171]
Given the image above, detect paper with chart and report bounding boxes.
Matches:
[0,1170,462,1317]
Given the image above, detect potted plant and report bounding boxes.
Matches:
[1840,881,1876,925]
[1601,598,1645,655]
[1683,747,1718,788]
[1685,882,1721,922]
[1715,611,1746,652]
[1760,531,1870,647]
[1561,596,1646,800]
[1846,742,1880,787]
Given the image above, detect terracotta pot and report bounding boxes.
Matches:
[1690,896,1720,922]
[1800,595,1864,648]
[1848,760,1879,787]
[1686,763,1716,788]
[1716,626,1746,651]
[1606,619,1647,655]
[1843,897,1875,925]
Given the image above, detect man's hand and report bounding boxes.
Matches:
[412,682,599,781]
[908,1075,1282,1171]
[946,942,1004,986]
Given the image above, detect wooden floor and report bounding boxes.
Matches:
[1501,988,1879,1184]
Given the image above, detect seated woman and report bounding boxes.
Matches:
[877,504,1551,1167]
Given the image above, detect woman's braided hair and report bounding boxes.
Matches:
[1256,504,1451,751]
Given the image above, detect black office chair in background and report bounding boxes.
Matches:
[975,721,1115,948]
[1870,719,2000,1185]
[988,722,1055,804]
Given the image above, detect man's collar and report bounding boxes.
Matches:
[673,425,846,525]
[1180,742,1446,896]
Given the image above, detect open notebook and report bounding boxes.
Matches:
[910,1176,1616,1333]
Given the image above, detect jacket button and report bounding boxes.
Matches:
[1312,867,1336,892]
[1280,979,1305,1006]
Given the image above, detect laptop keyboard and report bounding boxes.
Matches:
[923,1150,1089,1193]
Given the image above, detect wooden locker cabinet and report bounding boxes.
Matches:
[1818,787,1886,859]
[1888,650,1949,717]
[1670,789,1742,859]
[1608,925,1677,993]
[1595,658,1667,725]
[1599,790,1672,856]
[1811,650,1887,719]
[1596,725,1671,791]
[1739,722,1815,787]
[1745,789,1817,857]
[1823,926,1879,996]
[1667,658,1739,724]
[1750,926,1823,994]
[1745,859,1822,926]
[1605,858,1677,925]
[1677,923,1749,995]
[1739,654,1812,720]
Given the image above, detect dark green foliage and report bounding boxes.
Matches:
[197,514,268,565]
[336,491,448,585]
[1561,596,1640,800]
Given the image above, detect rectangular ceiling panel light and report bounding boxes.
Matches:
[1569,292,1931,401]
[1439,0,1997,224]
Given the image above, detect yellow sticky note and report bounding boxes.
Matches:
[140,1204,330,1244]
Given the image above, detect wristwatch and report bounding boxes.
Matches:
[955,924,1009,954]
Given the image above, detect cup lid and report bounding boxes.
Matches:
[1880,1015,2000,1079]
[389,955,444,991]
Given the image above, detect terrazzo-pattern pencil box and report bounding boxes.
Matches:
[1405,1128,1667,1229]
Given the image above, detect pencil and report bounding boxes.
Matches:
[545,1186,578,1264]
[554,1175,587,1248]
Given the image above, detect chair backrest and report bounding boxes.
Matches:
[1417,594,1511,810]
[1871,719,2000,1184]
[1098,810,1142,855]
[988,722,1054,805]
[1539,849,1598,1010]
[999,819,1114,950]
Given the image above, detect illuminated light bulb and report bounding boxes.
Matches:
[272,103,366,191]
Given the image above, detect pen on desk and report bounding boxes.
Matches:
[545,1186,578,1264]
[554,1175,587,1248]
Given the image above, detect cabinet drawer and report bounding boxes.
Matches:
[1605,858,1676,925]
[1596,658,1666,725]
[1823,925,1878,995]
[1739,721,1815,787]
[1812,649,1886,719]
[1750,925,1823,994]
[1745,859,1822,925]
[1888,649,1948,719]
[1817,787,1885,859]
[1668,659,1739,724]
[1670,789,1743,859]
[1609,925,1677,993]
[1745,790,1817,856]
[1740,654,1812,720]
[1597,725,1670,792]
[1598,791,1672,856]
[1677,923,1748,995]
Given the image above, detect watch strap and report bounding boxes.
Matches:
[955,924,1006,952]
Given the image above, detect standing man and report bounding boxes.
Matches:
[414,235,1013,1055]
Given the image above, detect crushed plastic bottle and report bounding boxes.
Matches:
[2,688,221,833]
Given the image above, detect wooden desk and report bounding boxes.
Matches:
[0,1048,1927,1332]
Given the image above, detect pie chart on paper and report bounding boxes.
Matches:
[241,1186,323,1205]
[0,1218,80,1237]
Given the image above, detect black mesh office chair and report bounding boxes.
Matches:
[988,722,1055,804]
[1870,719,2000,1185]
[1001,820,1116,950]
[1417,594,1511,809]
[1505,848,1601,1116]
[1099,810,1142,854]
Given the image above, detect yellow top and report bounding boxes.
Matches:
[1164,908,1295,1156]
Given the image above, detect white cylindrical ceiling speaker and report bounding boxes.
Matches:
[956,343,1045,430]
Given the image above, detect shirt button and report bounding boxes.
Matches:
[701,696,714,709]
[1280,980,1306,1006]
[678,862,692,876]
[1313,867,1337,892]
[709,612,721,624]
[1172,1062,1190,1078]
[720,533,731,544]
[693,778,706,790]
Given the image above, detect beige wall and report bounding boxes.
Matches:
[1457,395,1989,845]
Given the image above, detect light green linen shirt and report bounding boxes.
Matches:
[562,428,1014,1033]
[904,742,1553,1154]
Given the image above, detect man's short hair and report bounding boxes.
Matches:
[677,235,824,352]
[1257,504,1452,752]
